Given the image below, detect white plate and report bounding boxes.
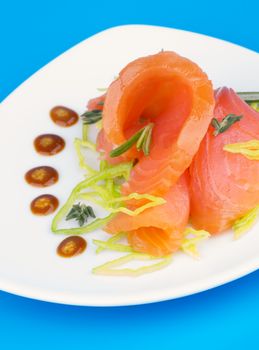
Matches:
[1,25,259,306]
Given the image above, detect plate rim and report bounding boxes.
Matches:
[1,23,258,106]
[1,257,259,306]
[1,24,259,307]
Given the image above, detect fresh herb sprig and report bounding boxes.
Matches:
[212,114,243,136]
[66,203,96,227]
[110,123,154,158]
[136,123,153,155]
[81,110,102,125]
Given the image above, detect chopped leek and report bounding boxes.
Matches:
[93,239,133,253]
[223,140,259,160]
[82,124,89,142]
[51,163,132,235]
[92,253,172,277]
[103,193,166,216]
[93,232,129,254]
[74,138,97,174]
[99,159,108,171]
[181,227,210,258]
[233,206,259,239]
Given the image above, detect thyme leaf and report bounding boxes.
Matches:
[81,110,102,125]
[110,123,154,158]
[212,114,243,136]
[66,203,96,227]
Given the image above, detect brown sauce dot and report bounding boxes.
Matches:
[57,236,87,258]
[50,106,78,127]
[34,134,65,156]
[31,194,59,215]
[25,166,59,187]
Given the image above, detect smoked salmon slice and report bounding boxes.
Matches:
[86,94,134,165]
[190,87,259,233]
[102,51,215,195]
[105,173,190,257]
[87,93,105,111]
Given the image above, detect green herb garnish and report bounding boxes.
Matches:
[110,123,154,158]
[97,101,104,106]
[139,123,153,156]
[66,203,96,227]
[212,114,243,136]
[81,110,102,125]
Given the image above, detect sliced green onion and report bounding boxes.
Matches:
[233,206,259,239]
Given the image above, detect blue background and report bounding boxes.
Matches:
[1,0,259,348]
